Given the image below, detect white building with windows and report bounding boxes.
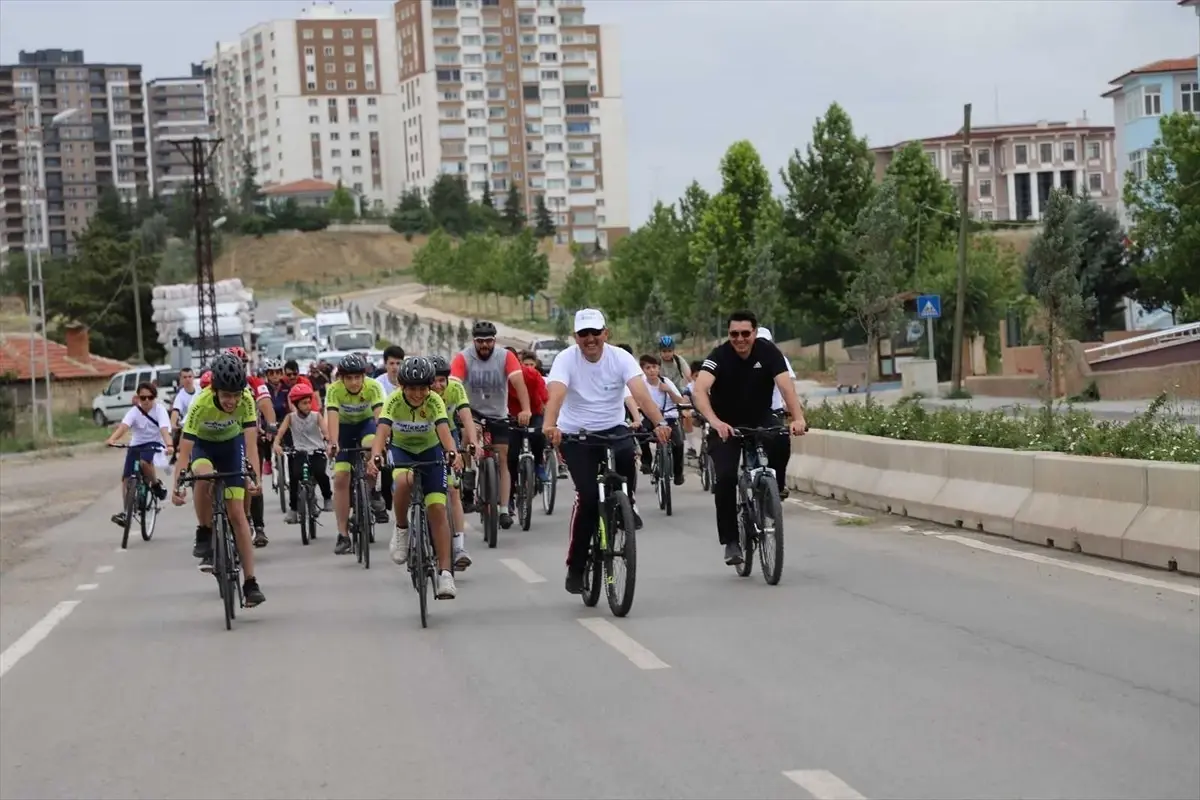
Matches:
[207,2,405,211]
[393,0,630,247]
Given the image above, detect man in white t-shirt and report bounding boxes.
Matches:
[169,367,197,463]
[543,308,671,595]
[106,380,173,528]
[758,327,796,498]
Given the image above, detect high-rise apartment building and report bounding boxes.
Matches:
[0,49,148,259]
[146,64,214,198]
[393,0,630,248]
[207,2,402,212]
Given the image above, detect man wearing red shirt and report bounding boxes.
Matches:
[507,350,550,492]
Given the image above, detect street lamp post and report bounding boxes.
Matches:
[19,103,78,440]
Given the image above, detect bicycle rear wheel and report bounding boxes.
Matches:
[542,449,558,515]
[605,491,638,618]
[736,501,755,578]
[276,453,288,514]
[660,447,673,516]
[518,457,535,531]
[582,526,602,608]
[480,457,499,549]
[756,479,784,586]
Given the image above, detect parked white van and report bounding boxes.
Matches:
[91,365,180,426]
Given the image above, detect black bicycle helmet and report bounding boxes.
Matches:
[428,354,451,377]
[398,356,435,387]
[339,352,368,375]
[472,320,497,338]
[209,352,247,393]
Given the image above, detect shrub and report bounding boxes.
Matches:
[805,393,1200,464]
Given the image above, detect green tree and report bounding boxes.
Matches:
[1070,197,1136,339]
[533,194,556,238]
[412,229,454,290]
[1124,111,1200,321]
[327,180,358,223]
[1027,189,1088,400]
[677,180,710,237]
[481,182,495,209]
[166,186,194,240]
[502,184,526,235]
[428,174,472,237]
[456,232,503,311]
[501,228,550,304]
[689,192,745,313]
[559,257,597,313]
[238,151,262,216]
[640,284,670,351]
[456,320,470,350]
[845,179,908,400]
[606,203,685,326]
[745,240,781,328]
[389,189,433,240]
[780,102,876,368]
[884,140,957,276]
[95,185,132,237]
[718,140,772,238]
[690,251,719,348]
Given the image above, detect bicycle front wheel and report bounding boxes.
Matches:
[412,509,429,628]
[604,491,638,618]
[276,453,288,514]
[357,478,372,569]
[518,457,535,531]
[140,487,159,542]
[582,526,602,608]
[216,518,235,630]
[756,478,784,586]
[298,484,310,546]
[120,477,136,550]
[542,449,558,515]
[660,447,673,517]
[480,457,499,549]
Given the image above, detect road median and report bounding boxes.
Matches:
[787,430,1200,575]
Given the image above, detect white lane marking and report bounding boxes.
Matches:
[577,618,670,670]
[783,769,867,800]
[114,547,127,554]
[75,583,99,592]
[0,600,82,679]
[787,498,866,521]
[499,558,547,584]
[95,565,114,574]
[933,532,1200,597]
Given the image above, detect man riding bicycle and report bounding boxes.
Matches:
[429,354,476,570]
[227,346,276,548]
[449,320,532,531]
[506,350,549,515]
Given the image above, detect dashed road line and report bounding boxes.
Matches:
[783,769,867,799]
[0,600,81,680]
[577,618,670,671]
[786,497,867,521]
[75,583,99,592]
[499,558,547,584]
[95,565,114,574]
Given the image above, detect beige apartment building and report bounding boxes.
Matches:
[0,49,149,260]
[147,64,213,198]
[394,0,631,248]
[871,120,1117,222]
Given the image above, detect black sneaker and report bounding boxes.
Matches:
[253,527,268,548]
[111,512,128,528]
[498,512,513,530]
[152,481,168,501]
[564,569,585,595]
[335,535,352,555]
[724,542,744,566]
[631,505,644,530]
[193,527,213,559]
[674,473,685,486]
[779,487,790,500]
[243,578,266,608]
[198,552,214,573]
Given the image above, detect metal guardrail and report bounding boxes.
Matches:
[1084,322,1200,362]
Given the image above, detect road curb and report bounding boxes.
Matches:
[786,429,1200,575]
[0,441,109,465]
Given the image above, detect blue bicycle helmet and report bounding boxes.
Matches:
[658,335,675,349]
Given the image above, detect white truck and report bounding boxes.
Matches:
[314,309,351,349]
[151,279,255,372]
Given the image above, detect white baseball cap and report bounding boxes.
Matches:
[574,308,606,332]
[757,327,773,341]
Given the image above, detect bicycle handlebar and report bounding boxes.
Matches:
[178,470,253,485]
[107,442,164,449]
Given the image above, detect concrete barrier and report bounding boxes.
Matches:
[786,430,1200,575]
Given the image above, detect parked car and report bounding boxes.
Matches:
[528,338,569,373]
[91,365,179,426]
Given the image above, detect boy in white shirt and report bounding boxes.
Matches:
[637,353,687,485]
[106,381,173,528]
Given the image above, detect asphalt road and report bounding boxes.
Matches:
[3,462,1197,800]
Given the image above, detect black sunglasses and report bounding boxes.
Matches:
[576,328,603,338]
[137,394,155,401]
[728,329,754,339]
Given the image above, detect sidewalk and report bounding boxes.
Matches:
[377,285,554,350]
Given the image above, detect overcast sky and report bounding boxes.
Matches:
[2,0,1195,223]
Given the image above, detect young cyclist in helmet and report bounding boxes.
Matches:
[226,346,276,548]
[273,382,333,524]
[368,356,460,599]
[326,352,386,555]
[172,352,267,607]
[429,353,477,570]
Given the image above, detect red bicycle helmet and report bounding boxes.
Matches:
[288,383,315,403]
[200,370,213,389]
[225,346,248,362]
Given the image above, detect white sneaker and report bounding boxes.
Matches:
[389,526,409,565]
[435,570,457,599]
[454,546,472,571]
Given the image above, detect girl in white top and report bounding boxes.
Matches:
[105,380,173,528]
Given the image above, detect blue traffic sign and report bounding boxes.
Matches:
[917,294,942,320]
